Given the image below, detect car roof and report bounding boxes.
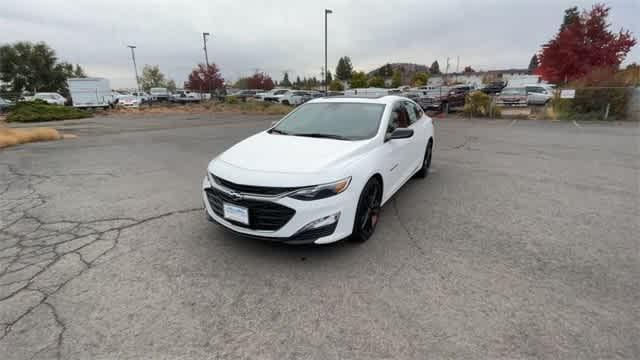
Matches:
[307,95,409,105]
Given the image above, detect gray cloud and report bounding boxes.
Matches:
[1,0,638,88]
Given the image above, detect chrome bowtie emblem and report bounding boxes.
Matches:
[226,189,243,201]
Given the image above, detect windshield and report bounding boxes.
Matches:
[274,90,288,95]
[502,88,525,95]
[271,102,386,140]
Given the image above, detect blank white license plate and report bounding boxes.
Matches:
[223,203,249,225]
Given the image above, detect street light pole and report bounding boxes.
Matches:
[202,32,210,68]
[202,32,212,98]
[127,45,140,92]
[127,45,140,93]
[324,9,332,93]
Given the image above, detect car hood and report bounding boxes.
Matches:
[215,131,371,174]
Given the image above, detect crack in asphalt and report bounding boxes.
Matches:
[0,163,201,356]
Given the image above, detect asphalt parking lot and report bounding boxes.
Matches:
[1,113,638,359]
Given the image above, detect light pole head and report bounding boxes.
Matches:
[127,45,136,49]
[325,9,333,14]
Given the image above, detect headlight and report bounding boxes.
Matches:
[289,177,351,201]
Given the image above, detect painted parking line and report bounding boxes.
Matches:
[508,119,518,127]
[572,120,582,128]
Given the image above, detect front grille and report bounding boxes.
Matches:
[205,187,295,231]
[211,174,302,196]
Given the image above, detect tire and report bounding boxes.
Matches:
[415,140,433,179]
[282,100,290,105]
[350,177,382,243]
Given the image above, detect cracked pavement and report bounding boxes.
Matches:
[1,114,639,359]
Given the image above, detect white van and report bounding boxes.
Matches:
[67,78,113,109]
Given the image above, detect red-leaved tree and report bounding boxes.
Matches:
[536,4,636,84]
[247,72,274,90]
[184,63,224,91]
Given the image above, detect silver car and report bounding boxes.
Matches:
[524,85,553,105]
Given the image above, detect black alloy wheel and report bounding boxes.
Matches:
[351,177,382,243]
[415,140,433,178]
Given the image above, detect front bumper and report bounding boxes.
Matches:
[202,176,356,244]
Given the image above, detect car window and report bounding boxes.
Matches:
[273,102,386,140]
[403,102,418,124]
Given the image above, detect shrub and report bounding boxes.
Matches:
[463,91,499,117]
[225,96,239,104]
[6,102,91,122]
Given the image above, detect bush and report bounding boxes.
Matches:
[552,87,632,120]
[6,101,91,123]
[463,91,500,117]
[225,96,239,104]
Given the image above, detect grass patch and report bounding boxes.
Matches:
[6,101,92,123]
[0,126,61,148]
[114,100,292,116]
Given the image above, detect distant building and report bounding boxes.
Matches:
[428,69,544,87]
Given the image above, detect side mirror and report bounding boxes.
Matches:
[385,128,414,142]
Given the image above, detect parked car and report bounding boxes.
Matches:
[202,95,434,244]
[33,92,66,105]
[524,84,553,105]
[132,91,151,103]
[170,90,201,104]
[495,87,528,107]
[68,77,113,109]
[0,97,14,112]
[443,85,473,111]
[229,90,259,101]
[257,89,289,102]
[117,95,142,108]
[278,90,311,106]
[480,81,507,95]
[416,87,451,111]
[149,87,170,102]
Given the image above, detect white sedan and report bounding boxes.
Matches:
[33,92,66,105]
[203,95,434,244]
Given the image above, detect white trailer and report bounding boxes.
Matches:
[67,77,113,108]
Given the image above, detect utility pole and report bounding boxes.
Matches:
[127,45,140,93]
[456,56,460,83]
[324,9,333,93]
[202,32,212,98]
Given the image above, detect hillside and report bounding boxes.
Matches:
[367,63,431,77]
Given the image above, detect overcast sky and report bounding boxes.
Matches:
[1,0,638,88]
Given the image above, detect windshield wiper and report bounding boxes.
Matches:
[292,133,351,140]
[269,128,290,135]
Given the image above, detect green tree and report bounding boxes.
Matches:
[295,76,302,88]
[391,69,402,88]
[0,41,86,95]
[561,6,580,30]
[140,64,169,91]
[411,72,430,86]
[280,72,292,87]
[335,56,354,81]
[326,70,333,84]
[368,76,385,87]
[329,79,344,91]
[528,54,539,71]
[166,79,177,92]
[234,77,249,89]
[350,71,368,88]
[429,61,440,74]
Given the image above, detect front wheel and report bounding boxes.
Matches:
[415,140,433,178]
[350,177,382,243]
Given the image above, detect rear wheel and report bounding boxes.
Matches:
[350,177,382,243]
[282,100,290,105]
[415,140,433,178]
